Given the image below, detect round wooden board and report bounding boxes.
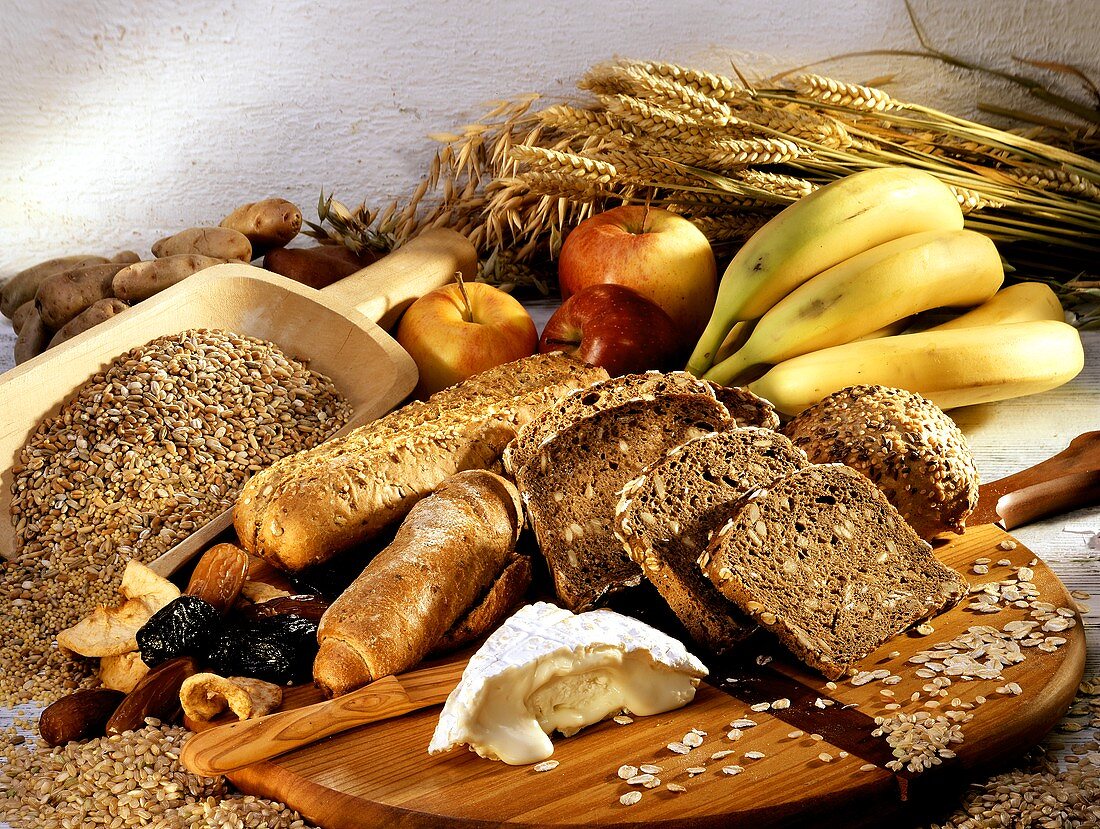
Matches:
[221,525,1086,828]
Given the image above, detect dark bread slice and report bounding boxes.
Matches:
[614,428,809,652]
[503,371,713,478]
[706,382,780,430]
[516,393,730,611]
[699,464,968,679]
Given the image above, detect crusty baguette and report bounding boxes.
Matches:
[235,353,607,572]
[314,471,523,697]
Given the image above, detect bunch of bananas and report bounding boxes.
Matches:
[686,167,1084,415]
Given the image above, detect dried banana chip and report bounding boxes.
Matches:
[180,673,283,722]
[99,650,150,693]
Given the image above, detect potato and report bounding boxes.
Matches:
[35,262,128,329]
[152,227,251,261]
[263,244,380,289]
[113,254,224,302]
[48,298,129,348]
[11,300,34,334]
[110,250,142,264]
[2,254,107,318]
[221,198,302,257]
[14,307,50,364]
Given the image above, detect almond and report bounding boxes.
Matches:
[186,543,249,616]
[105,655,197,735]
[39,688,126,746]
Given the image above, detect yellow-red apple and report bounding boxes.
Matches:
[558,206,717,339]
[397,280,537,398]
[540,284,681,376]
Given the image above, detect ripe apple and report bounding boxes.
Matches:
[397,280,537,398]
[558,206,717,339]
[539,284,681,376]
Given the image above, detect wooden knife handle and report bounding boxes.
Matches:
[181,675,418,777]
[997,469,1100,530]
[320,228,477,329]
[977,431,1100,517]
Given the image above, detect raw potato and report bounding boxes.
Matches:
[110,250,142,264]
[221,198,302,256]
[1,254,107,318]
[113,255,224,301]
[152,226,252,261]
[35,262,128,329]
[179,673,283,721]
[14,308,50,364]
[11,300,34,335]
[48,298,129,348]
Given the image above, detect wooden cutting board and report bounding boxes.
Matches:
[202,523,1085,828]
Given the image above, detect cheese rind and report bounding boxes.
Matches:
[428,602,708,765]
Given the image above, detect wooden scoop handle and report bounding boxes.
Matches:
[320,228,477,328]
[973,431,1100,527]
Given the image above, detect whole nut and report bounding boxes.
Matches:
[105,656,197,735]
[39,688,126,746]
[186,543,250,616]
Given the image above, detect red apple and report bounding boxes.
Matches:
[397,280,537,398]
[539,284,681,376]
[558,206,717,340]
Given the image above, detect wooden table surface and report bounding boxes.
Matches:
[0,317,1096,826]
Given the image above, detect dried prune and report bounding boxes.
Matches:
[206,614,319,685]
[136,596,219,668]
[241,594,330,623]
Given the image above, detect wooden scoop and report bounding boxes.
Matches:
[0,229,476,570]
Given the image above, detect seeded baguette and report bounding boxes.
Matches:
[503,371,713,478]
[235,353,607,572]
[314,471,524,697]
[700,464,968,679]
[615,428,809,651]
[783,384,978,538]
[516,393,731,611]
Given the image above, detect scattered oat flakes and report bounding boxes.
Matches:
[743,751,766,760]
[627,773,656,786]
[722,765,744,776]
[533,760,559,772]
[620,791,642,806]
[818,752,833,763]
[859,763,876,772]
[617,765,638,780]
[786,730,804,739]
[686,766,707,776]
[771,698,791,710]
[997,558,1012,567]
[682,732,704,748]
[639,764,662,774]
[666,783,686,793]
[730,719,757,729]
[755,654,773,666]
[613,715,633,725]
[998,540,1018,551]
[667,742,691,755]
[726,729,743,741]
[916,623,936,636]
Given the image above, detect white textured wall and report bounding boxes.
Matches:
[1,0,1097,275]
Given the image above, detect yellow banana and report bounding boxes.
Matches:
[928,282,1064,330]
[686,166,964,376]
[704,230,1003,385]
[747,320,1084,416]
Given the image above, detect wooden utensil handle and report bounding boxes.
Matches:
[997,469,1100,530]
[320,228,477,328]
[978,431,1100,515]
[181,675,419,777]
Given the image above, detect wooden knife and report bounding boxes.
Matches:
[181,657,467,777]
[968,431,1100,529]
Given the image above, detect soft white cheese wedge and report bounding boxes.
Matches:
[428,602,708,765]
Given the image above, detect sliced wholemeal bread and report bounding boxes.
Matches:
[503,371,713,478]
[706,383,781,430]
[516,394,731,611]
[614,428,809,652]
[699,464,968,679]
[783,384,978,538]
[235,353,608,571]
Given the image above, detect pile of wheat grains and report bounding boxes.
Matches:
[0,719,318,828]
[0,328,351,706]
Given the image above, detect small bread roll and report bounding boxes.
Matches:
[314,470,523,697]
[783,384,978,538]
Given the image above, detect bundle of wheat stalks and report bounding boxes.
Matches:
[311,58,1100,323]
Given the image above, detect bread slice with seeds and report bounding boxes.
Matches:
[699,464,968,679]
[516,394,731,611]
[503,371,713,478]
[705,383,780,430]
[614,428,809,652]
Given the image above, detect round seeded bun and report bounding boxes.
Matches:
[782,384,978,538]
